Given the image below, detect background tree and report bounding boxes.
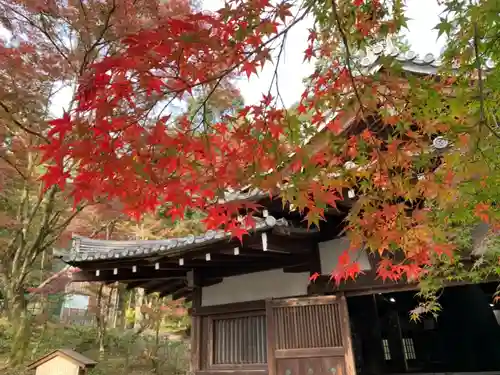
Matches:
[0,0,232,365]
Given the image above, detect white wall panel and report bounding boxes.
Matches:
[201,269,309,306]
[319,237,372,275]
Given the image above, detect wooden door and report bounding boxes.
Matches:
[266,295,356,375]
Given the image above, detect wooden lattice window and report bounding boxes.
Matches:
[271,302,344,349]
[402,337,416,360]
[382,339,391,360]
[211,312,267,365]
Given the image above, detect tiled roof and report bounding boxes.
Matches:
[27,349,97,369]
[359,38,496,75]
[65,215,288,263]
[218,187,269,204]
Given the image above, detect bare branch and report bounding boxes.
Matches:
[4,4,74,71]
[80,0,117,75]
[0,154,26,180]
[330,0,365,117]
[0,101,49,142]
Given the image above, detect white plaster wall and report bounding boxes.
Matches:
[319,237,372,275]
[201,269,310,306]
[36,357,79,375]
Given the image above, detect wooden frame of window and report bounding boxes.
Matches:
[206,310,268,370]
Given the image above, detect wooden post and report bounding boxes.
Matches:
[340,294,357,375]
[190,269,202,374]
[265,299,276,375]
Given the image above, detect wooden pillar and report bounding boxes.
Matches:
[190,269,202,374]
[307,243,322,296]
[340,295,357,375]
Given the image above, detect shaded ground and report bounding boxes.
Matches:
[0,319,189,375]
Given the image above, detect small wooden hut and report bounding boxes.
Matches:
[27,349,97,375]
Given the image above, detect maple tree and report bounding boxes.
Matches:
[0,0,233,365]
[12,0,500,312]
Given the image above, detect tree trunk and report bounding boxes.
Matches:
[95,283,106,359]
[6,286,32,366]
[151,318,161,374]
[134,288,145,329]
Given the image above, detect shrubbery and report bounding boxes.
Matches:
[0,319,189,375]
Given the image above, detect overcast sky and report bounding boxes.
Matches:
[1,0,445,117]
[202,0,445,108]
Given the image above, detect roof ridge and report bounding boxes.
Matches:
[358,38,496,73]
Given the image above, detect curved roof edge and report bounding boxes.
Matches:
[65,216,289,263]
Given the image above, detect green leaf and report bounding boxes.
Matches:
[434,17,453,38]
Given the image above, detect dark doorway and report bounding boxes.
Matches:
[347,283,500,375]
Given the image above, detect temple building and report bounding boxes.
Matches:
[61,44,500,375]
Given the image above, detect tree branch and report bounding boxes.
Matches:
[330,0,366,117]
[79,0,117,75]
[472,20,500,140]
[0,101,49,142]
[0,154,26,180]
[4,4,74,71]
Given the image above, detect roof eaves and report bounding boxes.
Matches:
[65,215,288,263]
[27,349,97,370]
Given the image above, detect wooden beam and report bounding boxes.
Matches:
[192,300,266,315]
[199,254,311,280]
[126,281,145,290]
[308,273,394,295]
[159,280,187,298]
[218,247,293,258]
[72,268,186,283]
[190,251,292,264]
[70,258,174,271]
[142,279,173,294]
[282,262,310,273]
[200,277,223,287]
[247,234,315,253]
[172,286,192,301]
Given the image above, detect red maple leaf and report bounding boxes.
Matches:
[47,112,72,139]
[229,225,248,244]
[40,165,70,192]
[309,272,320,282]
[304,46,315,62]
[241,61,258,79]
[401,263,424,282]
[344,262,361,281]
[475,203,490,223]
[297,102,308,114]
[330,270,343,286]
[338,250,350,266]
[166,206,185,222]
[376,258,399,282]
[327,117,343,134]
